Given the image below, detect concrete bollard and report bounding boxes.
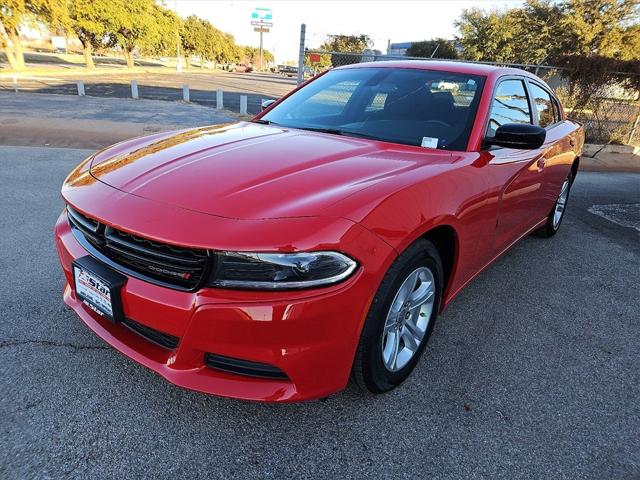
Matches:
[183,84,190,102]
[239,95,247,115]
[12,75,18,93]
[76,80,85,96]
[131,80,139,99]
[216,90,223,109]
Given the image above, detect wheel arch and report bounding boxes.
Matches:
[420,224,459,304]
[570,156,580,183]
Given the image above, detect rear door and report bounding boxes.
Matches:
[485,77,549,252]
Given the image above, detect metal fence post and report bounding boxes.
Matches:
[627,110,640,146]
[76,80,85,96]
[183,84,190,102]
[297,23,306,86]
[131,80,138,99]
[216,90,223,109]
[239,95,248,115]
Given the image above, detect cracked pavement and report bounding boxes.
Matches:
[1,146,639,479]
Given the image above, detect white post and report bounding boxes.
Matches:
[240,95,248,115]
[297,23,306,86]
[76,80,85,96]
[12,75,18,93]
[131,80,138,99]
[183,84,190,102]
[216,90,223,109]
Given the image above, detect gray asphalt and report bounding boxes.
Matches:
[0,70,296,114]
[0,91,235,127]
[1,146,639,479]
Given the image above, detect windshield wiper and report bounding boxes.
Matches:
[252,119,279,126]
[294,126,382,141]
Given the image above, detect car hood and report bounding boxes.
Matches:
[89,122,450,220]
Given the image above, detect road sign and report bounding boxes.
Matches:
[251,7,272,72]
[309,53,321,63]
[251,7,273,23]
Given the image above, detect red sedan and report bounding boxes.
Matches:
[55,61,584,402]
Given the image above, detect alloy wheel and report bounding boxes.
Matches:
[381,267,436,372]
[553,177,570,229]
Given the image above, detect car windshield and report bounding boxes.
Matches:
[261,67,486,151]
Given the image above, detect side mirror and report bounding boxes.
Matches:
[261,99,276,111]
[486,123,546,150]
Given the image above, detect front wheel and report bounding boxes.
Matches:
[535,171,573,238]
[352,239,443,394]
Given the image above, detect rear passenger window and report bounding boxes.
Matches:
[529,83,556,128]
[487,79,531,137]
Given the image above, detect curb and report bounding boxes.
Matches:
[580,144,640,173]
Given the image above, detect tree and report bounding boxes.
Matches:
[111,0,158,68]
[1,0,71,69]
[455,0,640,64]
[243,45,274,65]
[180,15,203,68]
[509,0,562,64]
[319,34,373,67]
[180,16,242,68]
[455,7,521,63]
[406,39,458,59]
[0,0,26,69]
[68,0,117,69]
[556,0,639,59]
[141,4,179,58]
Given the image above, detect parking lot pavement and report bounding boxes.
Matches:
[1,145,638,479]
[0,92,236,149]
[0,70,296,114]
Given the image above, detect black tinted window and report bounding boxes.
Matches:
[529,83,556,128]
[487,79,531,136]
[262,67,486,151]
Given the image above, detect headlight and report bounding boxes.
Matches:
[207,251,358,290]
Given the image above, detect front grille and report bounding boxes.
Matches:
[67,206,210,290]
[121,318,180,350]
[205,353,289,380]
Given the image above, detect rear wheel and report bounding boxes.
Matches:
[352,239,443,394]
[535,171,573,238]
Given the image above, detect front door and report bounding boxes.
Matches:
[484,78,548,252]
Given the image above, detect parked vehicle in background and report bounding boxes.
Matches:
[55,61,583,402]
[278,65,298,77]
[231,63,253,73]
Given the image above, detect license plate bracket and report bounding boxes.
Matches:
[72,256,127,323]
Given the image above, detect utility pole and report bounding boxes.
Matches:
[297,23,306,85]
[175,0,182,72]
[259,30,263,71]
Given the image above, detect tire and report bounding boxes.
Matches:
[534,170,573,238]
[352,238,443,394]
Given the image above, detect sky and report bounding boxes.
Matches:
[174,0,524,63]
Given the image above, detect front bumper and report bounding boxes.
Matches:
[55,210,394,402]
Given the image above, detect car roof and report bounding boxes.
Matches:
[337,60,533,79]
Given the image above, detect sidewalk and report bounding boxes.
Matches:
[0,92,237,149]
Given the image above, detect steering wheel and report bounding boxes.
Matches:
[424,119,453,129]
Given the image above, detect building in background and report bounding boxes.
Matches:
[387,42,414,56]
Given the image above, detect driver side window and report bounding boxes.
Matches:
[487,79,532,137]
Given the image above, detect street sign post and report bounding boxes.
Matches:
[251,7,273,71]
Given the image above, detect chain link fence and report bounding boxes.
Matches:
[304,49,640,146]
